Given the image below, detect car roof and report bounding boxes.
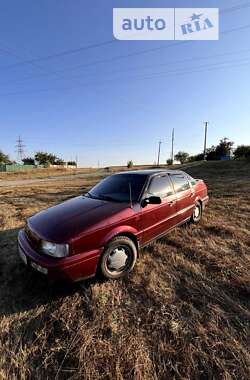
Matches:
[114,169,186,176]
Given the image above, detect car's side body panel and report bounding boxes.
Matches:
[70,206,142,254]
[139,195,178,245]
[174,187,195,223]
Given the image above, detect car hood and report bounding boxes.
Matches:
[28,196,129,243]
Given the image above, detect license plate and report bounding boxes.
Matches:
[18,246,27,265]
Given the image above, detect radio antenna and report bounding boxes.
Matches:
[129,182,133,209]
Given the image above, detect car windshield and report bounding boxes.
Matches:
[87,174,147,202]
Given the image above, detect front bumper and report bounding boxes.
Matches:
[18,229,102,282]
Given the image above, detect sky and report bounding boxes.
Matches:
[0,0,250,167]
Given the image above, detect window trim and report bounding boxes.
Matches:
[186,174,197,187]
[146,174,175,199]
[169,174,191,194]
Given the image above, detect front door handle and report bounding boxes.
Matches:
[168,200,175,207]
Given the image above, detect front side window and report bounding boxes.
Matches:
[88,174,147,202]
[148,175,174,198]
[170,175,190,193]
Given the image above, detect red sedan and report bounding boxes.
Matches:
[18,169,209,281]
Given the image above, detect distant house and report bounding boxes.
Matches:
[220,155,231,161]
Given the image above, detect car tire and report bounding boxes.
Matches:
[191,202,202,224]
[100,236,137,280]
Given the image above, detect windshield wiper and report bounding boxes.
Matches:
[85,192,114,201]
[99,195,118,202]
[85,192,93,198]
[85,192,101,200]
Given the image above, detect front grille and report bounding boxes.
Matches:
[25,225,41,250]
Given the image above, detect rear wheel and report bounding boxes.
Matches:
[191,202,202,224]
[100,236,137,280]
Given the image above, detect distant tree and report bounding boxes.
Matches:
[22,157,35,165]
[205,138,234,160]
[188,153,204,162]
[174,151,189,164]
[0,150,11,164]
[55,158,65,166]
[127,160,134,168]
[206,145,217,161]
[35,152,58,165]
[166,159,173,165]
[67,161,77,166]
[214,138,234,158]
[234,145,250,159]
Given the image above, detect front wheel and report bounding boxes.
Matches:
[191,202,202,224]
[100,236,137,280]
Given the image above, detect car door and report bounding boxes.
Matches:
[169,174,195,223]
[140,174,178,245]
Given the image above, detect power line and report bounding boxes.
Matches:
[1,18,250,98]
[95,47,250,79]
[0,40,108,88]
[0,1,249,74]
[0,39,115,70]
[125,54,250,82]
[0,19,250,92]
[0,3,248,97]
[2,45,250,87]
[0,42,94,95]
[220,1,250,14]
[1,46,250,97]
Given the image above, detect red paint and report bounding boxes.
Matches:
[17,170,208,282]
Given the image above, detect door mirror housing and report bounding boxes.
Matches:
[141,196,162,207]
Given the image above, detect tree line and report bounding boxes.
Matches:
[1,139,250,166]
[170,138,250,164]
[0,151,76,166]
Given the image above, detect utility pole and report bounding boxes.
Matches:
[203,122,209,160]
[171,128,174,164]
[157,141,162,167]
[15,136,25,162]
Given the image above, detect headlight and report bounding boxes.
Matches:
[41,240,69,258]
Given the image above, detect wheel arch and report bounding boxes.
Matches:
[101,226,139,253]
[194,196,203,208]
[197,197,204,211]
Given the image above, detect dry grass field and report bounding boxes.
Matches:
[0,167,96,181]
[0,161,249,380]
[0,162,199,182]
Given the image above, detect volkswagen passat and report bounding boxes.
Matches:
[18,170,208,281]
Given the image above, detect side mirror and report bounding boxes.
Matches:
[141,196,161,207]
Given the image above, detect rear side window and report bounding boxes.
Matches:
[148,175,174,198]
[170,175,190,193]
[187,174,197,186]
